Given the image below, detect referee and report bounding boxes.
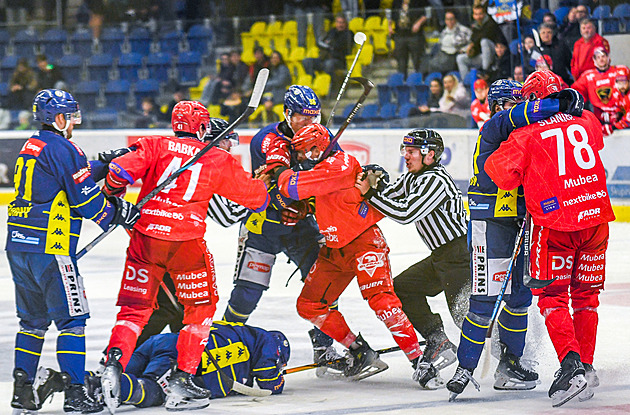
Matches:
[356,128,470,377]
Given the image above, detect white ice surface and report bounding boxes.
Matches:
[0,210,629,414]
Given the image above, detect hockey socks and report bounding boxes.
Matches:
[177,323,212,374]
[497,306,528,357]
[15,328,45,381]
[56,327,86,384]
[456,311,490,370]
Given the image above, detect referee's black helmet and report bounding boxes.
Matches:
[401,129,444,161]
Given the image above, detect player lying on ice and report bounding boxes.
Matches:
[32,321,289,412]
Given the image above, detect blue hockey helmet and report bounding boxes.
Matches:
[284,85,321,121]
[269,330,290,368]
[488,79,523,111]
[204,117,239,147]
[33,89,81,126]
[400,128,444,161]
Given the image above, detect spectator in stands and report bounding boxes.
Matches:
[390,0,428,78]
[284,0,330,48]
[571,18,609,82]
[221,89,246,124]
[411,78,442,116]
[9,58,38,110]
[211,78,234,106]
[265,51,292,104]
[35,55,65,90]
[438,73,470,119]
[251,93,280,127]
[134,97,161,129]
[537,23,572,84]
[245,46,270,89]
[560,5,588,50]
[488,41,511,83]
[160,89,186,122]
[15,110,32,130]
[84,0,106,42]
[542,12,557,29]
[512,65,524,82]
[516,35,539,77]
[428,10,472,75]
[534,55,569,89]
[304,14,354,83]
[470,78,490,128]
[456,4,507,81]
[228,50,250,93]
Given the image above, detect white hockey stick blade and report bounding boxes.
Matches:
[231,381,272,397]
[354,31,367,45]
[247,68,269,109]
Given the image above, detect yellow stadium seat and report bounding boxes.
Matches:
[364,15,389,54]
[273,104,284,120]
[296,73,313,88]
[248,105,264,122]
[287,60,307,84]
[208,105,227,120]
[189,76,210,101]
[349,17,365,34]
[306,46,320,59]
[283,20,298,51]
[312,73,331,98]
[286,46,305,64]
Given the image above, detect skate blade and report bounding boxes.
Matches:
[315,367,346,379]
[101,370,120,415]
[448,391,459,402]
[347,359,389,381]
[421,374,446,390]
[551,374,587,407]
[165,395,210,412]
[432,349,458,371]
[493,373,540,391]
[578,386,594,402]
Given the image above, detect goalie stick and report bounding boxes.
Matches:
[76,68,270,260]
[282,343,425,375]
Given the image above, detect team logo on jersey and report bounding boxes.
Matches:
[596,87,613,104]
[357,251,385,277]
[72,167,91,184]
[578,207,601,222]
[541,197,559,214]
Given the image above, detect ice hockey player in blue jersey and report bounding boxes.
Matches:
[48,321,289,411]
[7,89,141,414]
[222,85,345,377]
[446,81,586,400]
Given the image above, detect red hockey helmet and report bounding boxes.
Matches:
[616,66,629,82]
[171,101,210,141]
[291,123,330,161]
[521,70,564,100]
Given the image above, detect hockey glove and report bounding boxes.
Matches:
[98,147,134,164]
[602,123,614,137]
[102,172,128,198]
[362,164,390,193]
[108,197,141,230]
[281,198,315,226]
[548,88,584,117]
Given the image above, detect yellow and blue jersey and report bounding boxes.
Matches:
[6,130,114,256]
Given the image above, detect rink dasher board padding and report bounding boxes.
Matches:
[1,128,629,221]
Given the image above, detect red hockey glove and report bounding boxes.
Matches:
[102,171,128,197]
[281,198,315,226]
[263,139,291,173]
[602,123,614,137]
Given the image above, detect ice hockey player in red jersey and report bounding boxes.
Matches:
[485,70,615,407]
[611,66,630,131]
[274,123,442,388]
[99,101,270,412]
[571,47,621,134]
[470,79,490,128]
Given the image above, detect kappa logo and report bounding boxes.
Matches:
[356,251,385,277]
[500,192,513,199]
[498,204,513,212]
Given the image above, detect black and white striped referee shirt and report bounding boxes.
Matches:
[207,194,248,228]
[367,164,468,251]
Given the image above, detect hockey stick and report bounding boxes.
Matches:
[283,343,425,375]
[523,215,556,288]
[321,76,374,160]
[513,0,526,71]
[76,69,270,260]
[326,31,367,128]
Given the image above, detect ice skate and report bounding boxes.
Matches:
[421,334,458,370]
[11,369,40,415]
[493,343,539,390]
[446,365,480,401]
[548,351,587,408]
[34,367,69,405]
[309,328,347,378]
[63,383,103,413]
[101,347,123,414]
[343,334,389,381]
[578,363,599,402]
[166,368,210,411]
[412,358,445,389]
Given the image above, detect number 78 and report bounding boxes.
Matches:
[540,125,596,176]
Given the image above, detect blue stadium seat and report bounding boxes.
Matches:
[88,108,119,129]
[379,102,397,119]
[0,81,9,105]
[187,24,212,55]
[134,79,160,109]
[509,39,520,56]
[41,28,68,58]
[414,84,429,107]
[333,103,356,124]
[531,8,550,24]
[425,72,443,85]
[104,79,130,111]
[57,54,83,85]
[376,72,405,107]
[357,103,379,121]
[0,55,19,83]
[593,5,618,33]
[13,29,38,59]
[396,85,411,105]
[87,53,113,83]
[614,4,630,30]
[377,84,392,107]
[118,52,143,82]
[406,72,423,86]
[73,80,100,111]
[146,52,172,83]
[71,28,93,56]
[128,27,152,56]
[387,72,404,87]
[159,30,183,55]
[398,102,416,118]
[0,29,10,58]
[100,27,125,57]
[177,51,201,84]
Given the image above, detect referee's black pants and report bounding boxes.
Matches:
[393,235,470,342]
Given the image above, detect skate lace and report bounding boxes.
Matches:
[322,346,344,362]
[453,367,481,391]
[518,358,539,375]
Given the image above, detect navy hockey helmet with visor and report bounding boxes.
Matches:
[400,129,444,161]
[33,89,81,132]
[284,85,321,124]
[269,330,291,369]
[488,79,523,111]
